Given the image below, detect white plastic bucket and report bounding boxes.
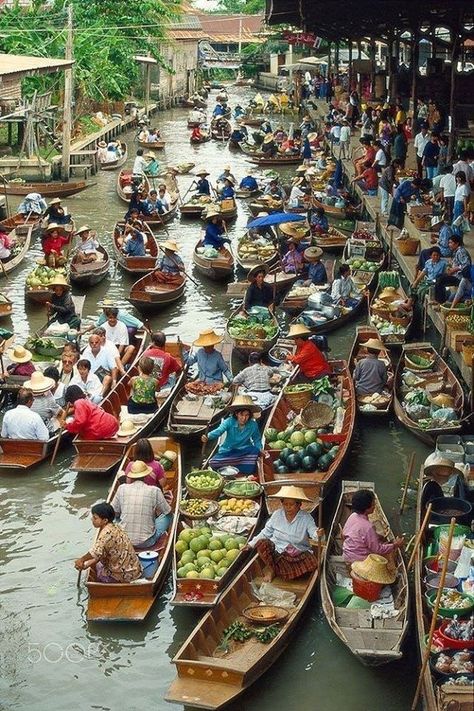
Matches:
[138,551,159,579]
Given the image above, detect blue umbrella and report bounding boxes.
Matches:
[247,212,306,229]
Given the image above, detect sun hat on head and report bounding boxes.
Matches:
[280,222,309,239]
[268,485,313,502]
[307,132,318,141]
[127,460,153,479]
[117,420,139,438]
[49,274,70,290]
[98,298,120,309]
[161,240,180,252]
[351,554,396,584]
[287,323,312,339]
[49,198,61,206]
[296,165,307,174]
[45,222,61,232]
[227,394,261,415]
[263,133,274,144]
[304,246,323,261]
[75,225,91,236]
[7,345,32,363]
[224,175,235,185]
[24,371,55,394]
[203,206,222,221]
[195,166,210,176]
[360,337,385,352]
[223,164,231,171]
[193,329,224,347]
[98,141,107,148]
[248,263,269,280]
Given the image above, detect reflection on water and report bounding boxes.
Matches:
[0,87,430,710]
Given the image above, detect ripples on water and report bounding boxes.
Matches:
[0,87,431,710]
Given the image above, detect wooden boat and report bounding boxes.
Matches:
[99,141,128,171]
[112,221,158,274]
[0,180,92,198]
[182,97,207,108]
[0,293,12,319]
[71,336,188,473]
[210,118,232,141]
[248,197,284,216]
[348,325,394,416]
[279,259,335,316]
[166,549,320,709]
[0,212,43,236]
[69,244,110,287]
[312,196,359,219]
[288,295,365,334]
[180,196,214,217]
[1,223,33,277]
[187,119,206,129]
[192,242,234,280]
[342,238,386,290]
[172,162,195,175]
[313,226,349,252]
[393,342,465,446]
[248,153,302,166]
[259,360,355,514]
[217,198,238,221]
[128,271,186,312]
[235,188,261,200]
[139,197,180,231]
[190,132,211,144]
[234,231,279,273]
[369,280,413,348]
[321,480,409,666]
[85,436,181,622]
[165,384,231,441]
[116,169,151,203]
[240,115,265,126]
[137,139,166,150]
[226,306,280,361]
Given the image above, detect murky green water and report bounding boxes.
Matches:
[0,87,433,711]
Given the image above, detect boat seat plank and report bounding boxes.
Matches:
[87,595,154,622]
[166,678,240,709]
[335,608,374,628]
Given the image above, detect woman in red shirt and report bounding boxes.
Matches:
[286,324,331,380]
[42,223,69,267]
[63,385,119,440]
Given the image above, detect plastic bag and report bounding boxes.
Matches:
[250,581,296,608]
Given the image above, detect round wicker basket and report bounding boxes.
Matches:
[185,471,224,501]
[179,500,220,520]
[300,401,334,429]
[283,387,313,411]
[397,238,420,256]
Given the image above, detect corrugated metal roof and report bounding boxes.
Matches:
[167,29,208,41]
[0,53,74,77]
[197,13,266,43]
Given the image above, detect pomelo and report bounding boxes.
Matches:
[185,570,199,579]
[197,556,212,569]
[196,548,212,559]
[217,559,230,571]
[209,538,223,551]
[199,567,215,579]
[179,529,194,544]
[290,431,305,447]
[189,536,207,553]
[181,562,197,574]
[235,535,247,546]
[177,567,187,578]
[180,550,196,565]
[224,537,239,551]
[210,550,225,563]
[225,549,240,562]
[304,430,317,444]
[175,540,188,556]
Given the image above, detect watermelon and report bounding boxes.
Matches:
[280,447,293,463]
[301,455,317,472]
[286,453,302,471]
[327,445,340,461]
[265,428,279,442]
[317,453,332,471]
[305,442,323,459]
[274,461,289,474]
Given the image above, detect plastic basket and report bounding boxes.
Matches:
[350,572,383,602]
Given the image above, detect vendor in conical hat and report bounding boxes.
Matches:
[153,240,185,285]
[75,224,99,264]
[261,132,278,158]
[244,263,275,314]
[353,337,389,397]
[5,345,36,378]
[202,206,230,251]
[218,163,236,185]
[44,197,71,226]
[184,329,232,385]
[302,246,328,286]
[194,166,211,196]
[42,222,69,268]
[263,175,286,201]
[45,274,80,329]
[246,484,322,582]
[286,323,331,380]
[202,394,262,475]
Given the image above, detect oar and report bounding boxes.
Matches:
[0,256,8,281]
[317,491,324,572]
[51,405,71,465]
[77,569,82,587]
[179,180,196,205]
[411,517,456,711]
[407,502,432,572]
[158,244,199,287]
[399,452,416,515]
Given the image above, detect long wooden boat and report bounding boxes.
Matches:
[137,139,166,150]
[312,196,359,219]
[0,180,92,198]
[182,97,207,108]
[116,169,151,203]
[393,342,465,446]
[225,268,297,302]
[321,480,409,666]
[348,325,394,416]
[165,383,231,441]
[69,244,110,287]
[369,280,413,348]
[234,231,279,273]
[0,212,43,236]
[180,196,215,217]
[279,259,335,316]
[112,221,158,274]
[190,130,211,144]
[258,360,355,514]
[235,187,261,200]
[288,295,365,334]
[138,197,180,231]
[166,548,320,709]
[313,226,349,252]
[71,337,188,473]
[0,293,12,319]
[99,142,128,171]
[248,154,302,166]
[85,436,181,622]
[248,197,284,216]
[210,118,232,141]
[128,271,186,312]
[239,115,265,126]
[192,242,234,280]
[1,223,33,277]
[226,305,280,360]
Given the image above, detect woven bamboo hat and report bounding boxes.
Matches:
[203,206,221,221]
[24,371,55,393]
[49,275,70,289]
[127,460,153,479]
[429,393,455,408]
[360,338,385,352]
[161,240,180,252]
[227,394,261,414]
[256,211,269,217]
[304,246,323,261]
[263,133,274,143]
[144,151,156,159]
[45,222,61,232]
[7,345,32,363]
[75,225,91,236]
[296,165,307,173]
[195,166,210,176]
[288,323,312,338]
[351,554,396,584]
[117,420,139,437]
[223,175,235,185]
[98,141,107,148]
[269,485,313,502]
[193,329,224,347]
[248,263,269,280]
[280,222,309,238]
[49,198,61,206]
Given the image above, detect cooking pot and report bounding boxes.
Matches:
[429,497,473,527]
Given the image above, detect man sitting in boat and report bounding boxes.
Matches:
[185,329,232,384]
[63,385,119,440]
[103,308,136,369]
[0,225,12,261]
[132,149,148,183]
[75,225,99,263]
[1,387,49,441]
[202,395,262,474]
[261,134,278,157]
[42,224,69,268]
[263,178,286,201]
[232,352,280,409]
[74,502,142,584]
[302,247,328,286]
[144,152,160,178]
[212,101,225,118]
[158,184,171,212]
[286,324,331,381]
[202,208,230,251]
[239,173,259,192]
[244,265,275,314]
[122,224,147,257]
[111,460,172,547]
[143,189,164,215]
[45,276,80,329]
[3,345,36,379]
[194,168,211,196]
[230,126,247,144]
[153,240,184,284]
[127,356,160,414]
[308,206,329,234]
[342,489,404,568]
[106,140,122,162]
[43,197,71,226]
[353,338,388,398]
[218,164,237,185]
[69,358,102,403]
[57,349,78,386]
[93,327,127,379]
[142,331,182,387]
[96,140,108,163]
[331,264,361,308]
[25,371,64,434]
[146,128,161,144]
[81,335,118,397]
[43,366,66,407]
[97,298,144,340]
[138,122,149,142]
[246,485,320,582]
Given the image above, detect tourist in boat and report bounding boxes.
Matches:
[342,489,404,566]
[124,439,165,489]
[263,178,286,201]
[202,395,262,474]
[244,264,275,313]
[220,177,235,199]
[124,187,148,220]
[302,247,328,285]
[232,352,279,409]
[69,359,102,403]
[153,240,184,284]
[138,121,149,142]
[185,329,232,384]
[127,356,159,414]
[97,299,144,339]
[17,192,47,219]
[286,324,332,380]
[121,224,147,257]
[261,133,278,157]
[239,173,259,192]
[246,485,319,582]
[331,264,361,307]
[74,502,142,583]
[353,338,388,397]
[43,366,66,407]
[111,460,172,547]
[142,331,182,387]
[74,225,99,263]
[57,348,79,386]
[1,387,49,441]
[132,149,148,181]
[387,176,422,229]
[281,239,304,274]
[92,327,126,378]
[158,184,171,212]
[42,223,69,268]
[434,233,472,303]
[202,208,230,251]
[25,371,64,433]
[103,307,136,368]
[45,275,79,328]
[308,206,329,235]
[43,197,71,226]
[0,225,12,261]
[144,151,161,178]
[143,189,164,215]
[63,385,119,440]
[81,335,118,396]
[194,168,211,196]
[146,128,161,144]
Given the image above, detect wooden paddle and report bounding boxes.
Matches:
[399,452,416,515]
[411,517,456,711]
[179,180,197,206]
[50,405,71,465]
[158,244,199,287]
[407,502,432,572]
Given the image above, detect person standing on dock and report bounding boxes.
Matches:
[387,177,422,229]
[414,124,429,178]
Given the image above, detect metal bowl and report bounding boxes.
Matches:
[218,466,239,479]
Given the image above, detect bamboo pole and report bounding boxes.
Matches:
[407,502,432,572]
[399,452,416,515]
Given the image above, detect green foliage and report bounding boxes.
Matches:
[214,0,265,13]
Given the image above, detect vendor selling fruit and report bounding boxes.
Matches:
[45,275,80,328]
[285,324,332,380]
[244,264,275,313]
[42,223,69,268]
[245,485,321,582]
[202,395,262,474]
[353,338,388,397]
[185,329,233,384]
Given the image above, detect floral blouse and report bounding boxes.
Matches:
[90,523,142,582]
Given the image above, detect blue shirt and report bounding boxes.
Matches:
[208,416,262,453]
[185,348,232,383]
[203,222,226,250]
[424,258,446,283]
[240,176,258,190]
[213,105,224,117]
[196,178,210,196]
[124,232,146,256]
[438,224,453,257]
[221,186,235,199]
[310,213,329,231]
[308,261,328,285]
[158,253,184,274]
[98,310,143,329]
[394,181,419,203]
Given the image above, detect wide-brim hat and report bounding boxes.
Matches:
[248,263,269,280]
[117,420,139,437]
[360,338,385,352]
[296,165,307,174]
[127,459,153,479]
[46,222,61,232]
[280,222,309,238]
[307,132,318,141]
[161,240,180,252]
[98,298,120,309]
[24,371,55,393]
[351,554,396,584]
[75,225,91,236]
[204,207,221,221]
[195,166,210,176]
[224,176,235,185]
[223,164,231,170]
[49,275,70,289]
[304,246,323,261]
[256,211,269,217]
[98,141,107,148]
[227,394,261,414]
[288,323,312,338]
[49,198,61,206]
[193,329,224,347]
[6,345,32,363]
[144,151,156,159]
[268,485,313,502]
[263,133,274,143]
[429,393,455,408]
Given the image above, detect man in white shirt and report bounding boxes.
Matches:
[102,308,135,367]
[414,126,429,177]
[1,388,49,441]
[339,120,351,159]
[132,149,148,177]
[70,359,103,403]
[452,151,473,182]
[438,168,457,219]
[81,334,118,396]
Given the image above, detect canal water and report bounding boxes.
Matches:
[0,87,433,711]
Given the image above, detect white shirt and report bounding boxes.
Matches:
[454,183,471,203]
[70,371,102,400]
[81,345,116,374]
[1,404,49,441]
[132,156,148,175]
[439,173,456,198]
[52,382,65,406]
[452,160,473,182]
[414,132,429,158]
[79,237,99,254]
[289,185,306,206]
[331,276,358,301]
[340,125,351,142]
[103,321,129,346]
[374,148,387,167]
[330,125,341,139]
[250,508,317,554]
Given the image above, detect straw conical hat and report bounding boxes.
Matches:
[227,394,261,414]
[248,263,269,280]
[263,133,274,143]
[429,393,455,408]
[280,222,309,238]
[203,206,221,221]
[49,274,70,289]
[287,323,312,338]
[304,246,323,261]
[351,554,396,584]
[360,338,385,352]
[7,345,32,363]
[49,198,61,205]
[117,420,139,437]
[193,329,224,347]
[256,211,269,217]
[144,151,156,159]
[268,485,313,502]
[45,222,61,231]
[161,240,180,252]
[195,166,210,176]
[75,225,91,235]
[24,371,55,393]
[296,165,307,173]
[127,460,153,479]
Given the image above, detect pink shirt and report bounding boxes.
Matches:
[342,512,396,564]
[124,459,165,487]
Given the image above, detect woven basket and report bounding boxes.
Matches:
[179,500,219,520]
[185,471,224,501]
[445,313,470,331]
[390,315,410,327]
[439,302,472,316]
[283,387,313,411]
[413,214,431,230]
[300,401,334,428]
[462,343,474,367]
[372,305,391,319]
[397,238,420,256]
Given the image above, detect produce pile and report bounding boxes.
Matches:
[223,480,262,498]
[217,620,281,653]
[442,618,474,644]
[434,652,473,675]
[378,271,401,290]
[218,498,258,516]
[436,590,473,611]
[185,381,223,395]
[237,235,276,262]
[347,257,379,272]
[180,499,215,516]
[400,385,460,429]
[26,265,68,290]
[228,314,278,341]
[175,526,247,580]
[186,469,223,493]
[197,246,220,260]
[266,427,339,473]
[286,283,321,299]
[351,229,376,241]
[405,350,435,370]
[187,195,212,205]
